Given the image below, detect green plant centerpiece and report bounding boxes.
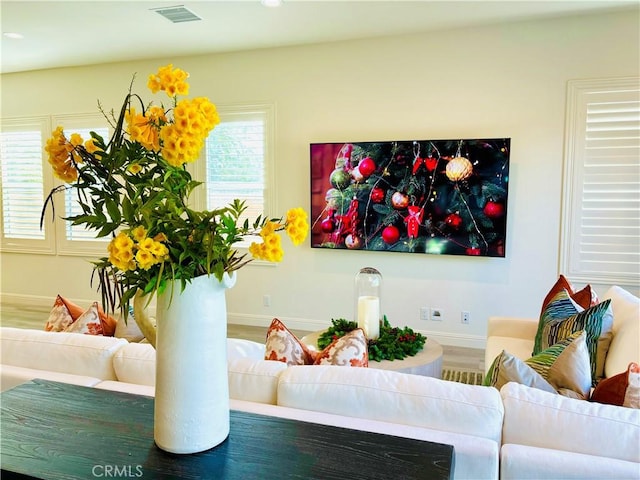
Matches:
[41,64,308,346]
[318,316,426,362]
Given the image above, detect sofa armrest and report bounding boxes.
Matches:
[487,316,538,341]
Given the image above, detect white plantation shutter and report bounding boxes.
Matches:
[203,105,274,246]
[62,126,109,242]
[560,77,640,286]
[0,117,55,253]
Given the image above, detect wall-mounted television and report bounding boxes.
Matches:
[310,138,510,257]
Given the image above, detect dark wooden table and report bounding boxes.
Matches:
[1,380,454,479]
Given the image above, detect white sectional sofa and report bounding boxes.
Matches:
[0,326,501,480]
[2,284,638,480]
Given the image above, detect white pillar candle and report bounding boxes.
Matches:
[357,295,380,340]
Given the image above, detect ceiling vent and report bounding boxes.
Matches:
[151,5,202,23]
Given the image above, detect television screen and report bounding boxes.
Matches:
[310,138,510,257]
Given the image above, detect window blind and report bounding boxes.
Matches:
[561,78,640,286]
[63,127,110,242]
[0,129,46,240]
[205,119,265,225]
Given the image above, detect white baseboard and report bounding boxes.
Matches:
[1,293,62,310]
[415,329,487,350]
[227,312,328,333]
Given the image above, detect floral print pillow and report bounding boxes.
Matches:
[265,318,368,368]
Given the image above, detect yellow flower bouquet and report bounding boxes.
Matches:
[42,64,308,327]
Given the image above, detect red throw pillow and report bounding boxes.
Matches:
[591,362,640,408]
[540,275,598,316]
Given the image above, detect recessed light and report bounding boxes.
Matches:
[261,0,282,7]
[3,32,24,39]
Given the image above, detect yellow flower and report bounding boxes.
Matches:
[126,107,161,151]
[260,221,278,238]
[84,138,101,154]
[113,232,134,250]
[127,163,142,174]
[148,64,190,98]
[131,226,147,242]
[69,133,84,146]
[108,233,136,271]
[45,126,78,182]
[150,240,169,258]
[250,233,284,262]
[135,249,155,270]
[285,208,309,246]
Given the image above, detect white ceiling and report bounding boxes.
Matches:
[1,0,638,74]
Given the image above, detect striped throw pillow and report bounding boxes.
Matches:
[484,331,592,399]
[534,290,613,385]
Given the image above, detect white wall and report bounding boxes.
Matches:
[1,10,638,347]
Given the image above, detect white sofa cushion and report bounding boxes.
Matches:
[602,286,640,378]
[231,399,499,480]
[501,382,640,463]
[0,327,127,380]
[112,338,270,387]
[113,342,156,386]
[228,358,287,404]
[500,444,640,480]
[227,338,266,360]
[277,365,504,443]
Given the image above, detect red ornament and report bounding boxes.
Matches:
[320,218,335,233]
[382,225,400,244]
[445,213,462,229]
[412,157,423,175]
[391,191,409,210]
[371,187,385,203]
[358,157,376,177]
[484,201,505,219]
[404,206,424,239]
[425,157,438,172]
[466,247,482,256]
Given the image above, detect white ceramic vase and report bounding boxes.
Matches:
[153,271,237,454]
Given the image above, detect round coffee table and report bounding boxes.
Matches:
[300,331,443,379]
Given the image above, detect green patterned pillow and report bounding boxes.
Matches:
[484,331,592,399]
[534,289,613,385]
[483,350,557,393]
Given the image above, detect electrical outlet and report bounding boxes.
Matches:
[263,295,271,307]
[461,311,470,324]
[430,308,443,321]
[420,307,430,321]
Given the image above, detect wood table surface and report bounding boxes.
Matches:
[1,379,455,479]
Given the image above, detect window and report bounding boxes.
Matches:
[195,104,274,248]
[560,77,640,286]
[0,114,111,256]
[0,116,55,254]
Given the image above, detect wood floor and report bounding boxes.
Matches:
[1,303,485,373]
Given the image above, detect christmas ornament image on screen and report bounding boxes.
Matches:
[309,138,510,257]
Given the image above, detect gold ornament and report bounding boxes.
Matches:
[445,156,473,182]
